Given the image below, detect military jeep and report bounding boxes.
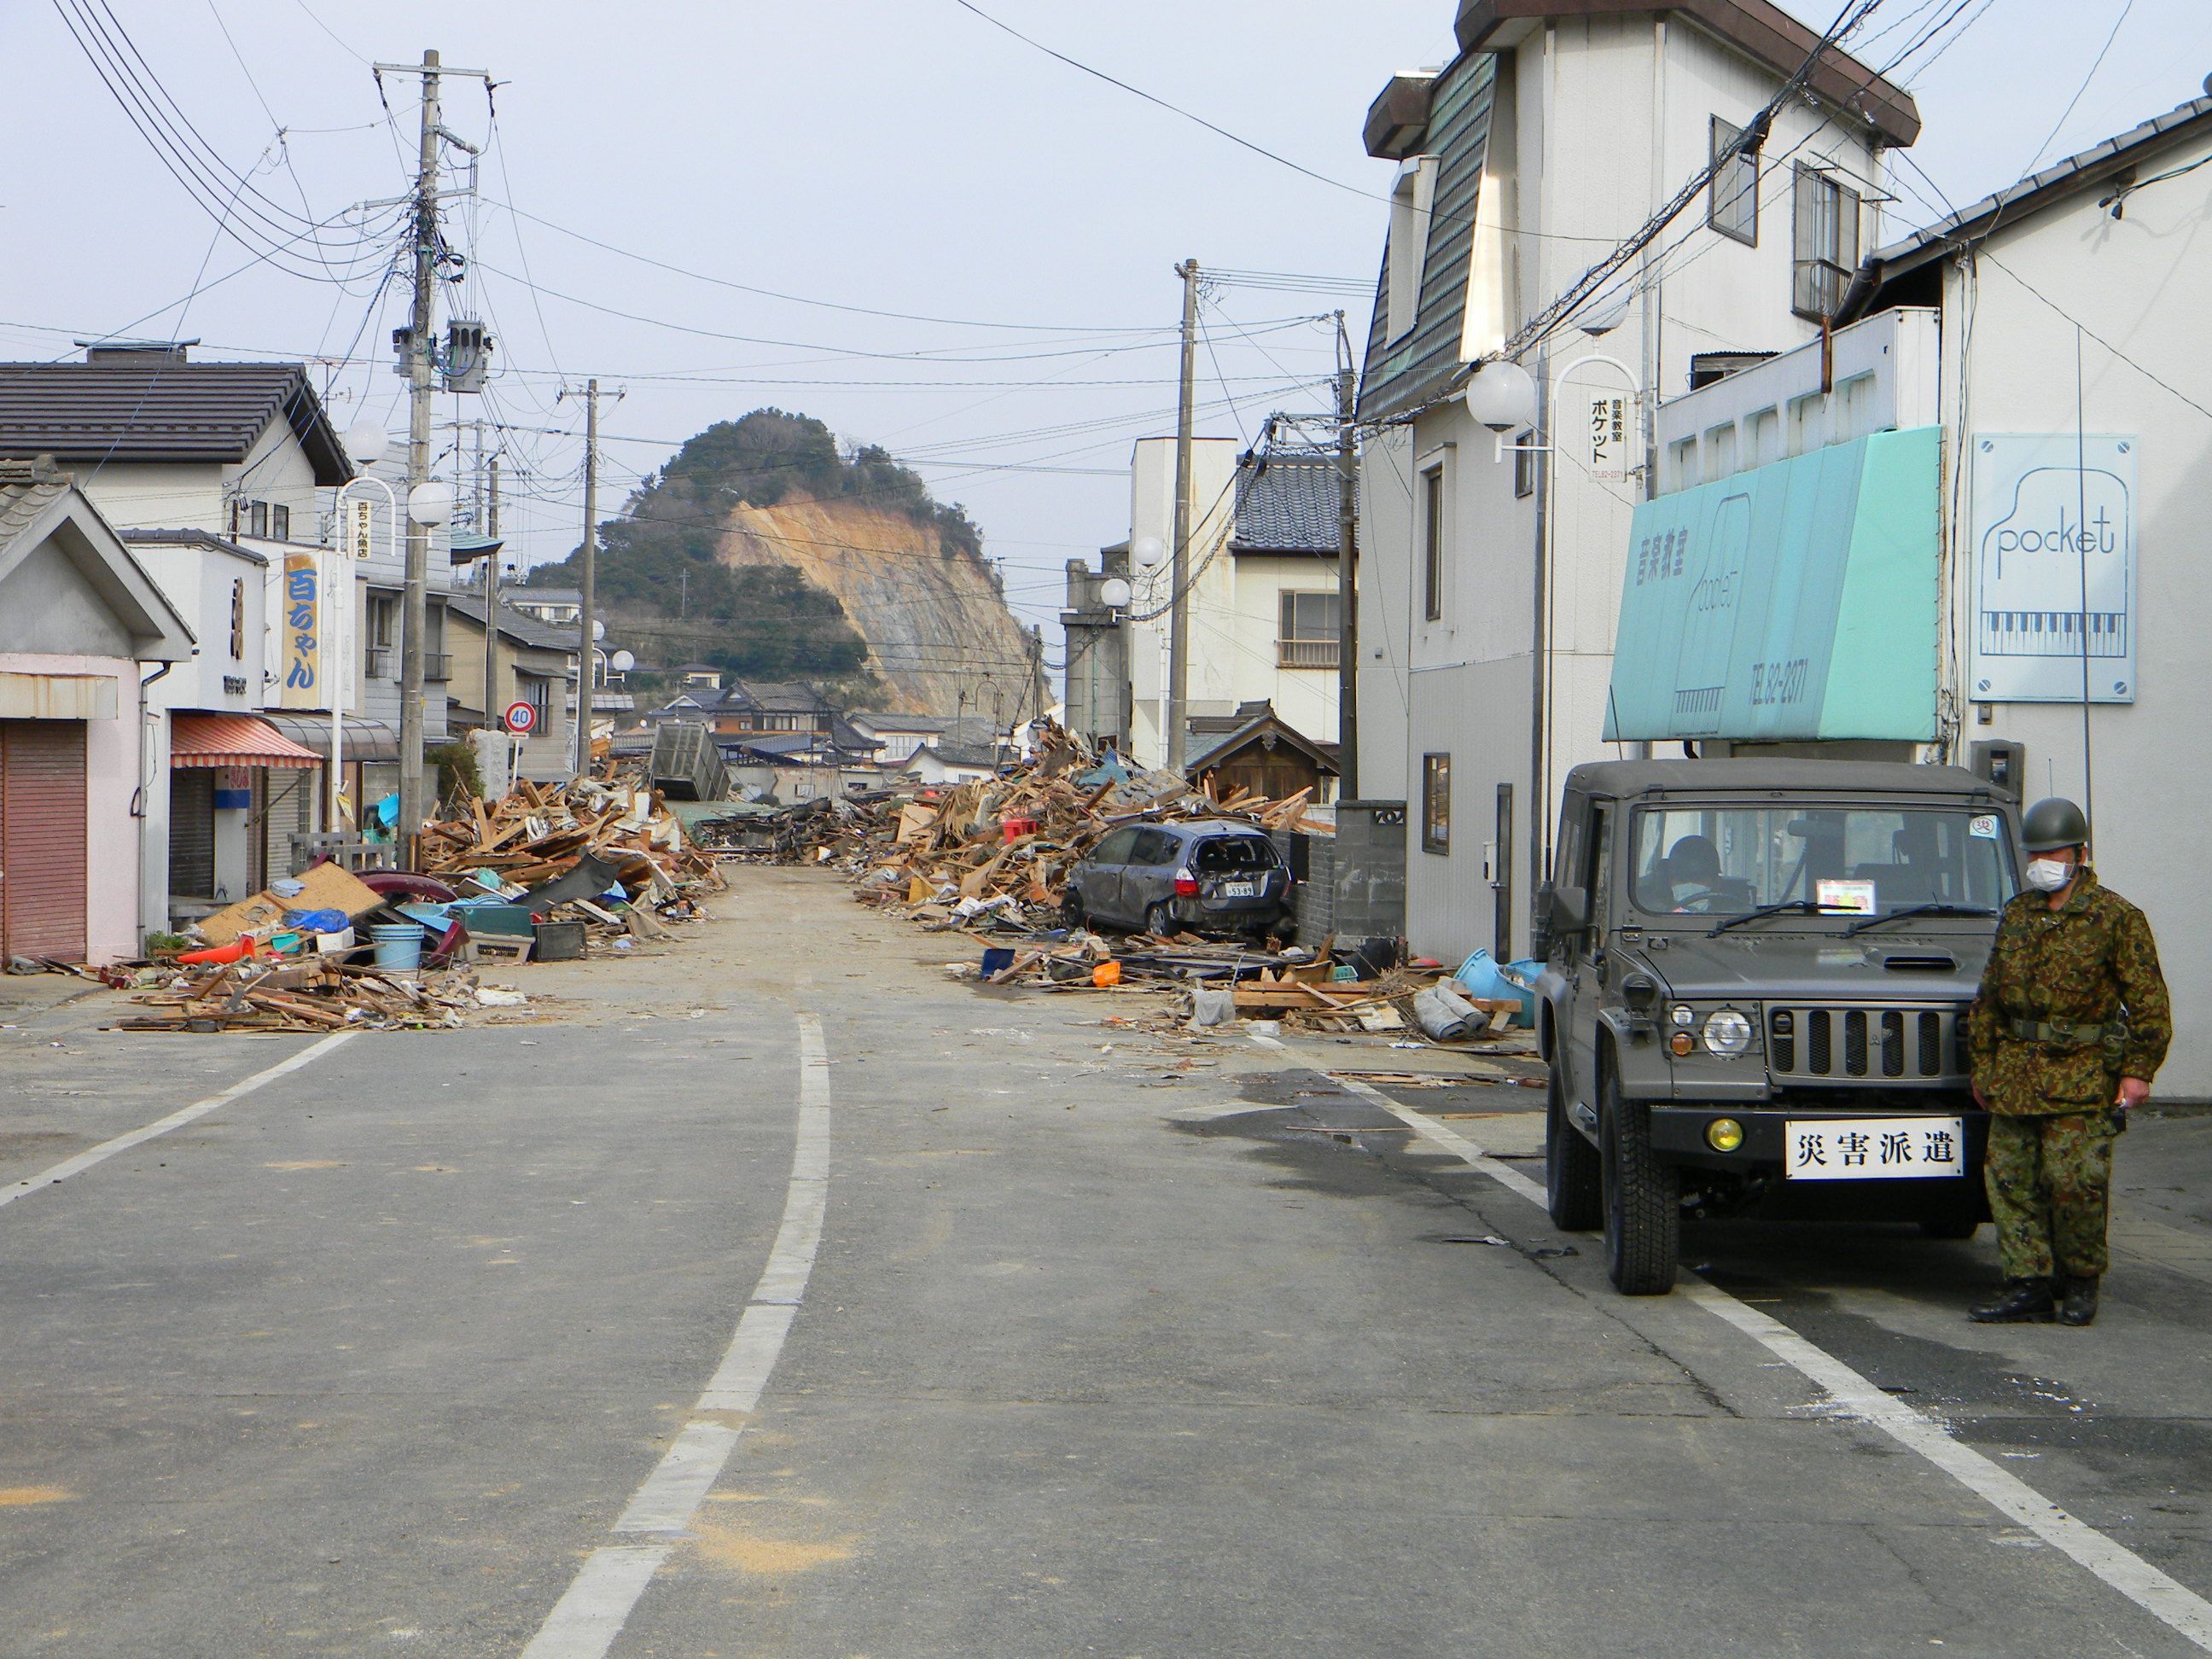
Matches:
[1534,760,2022,1295]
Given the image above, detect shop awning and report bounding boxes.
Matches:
[1604,426,1941,743]
[170,713,323,770]
[258,713,402,764]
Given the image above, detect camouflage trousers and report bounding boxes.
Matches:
[1984,1111,2117,1280]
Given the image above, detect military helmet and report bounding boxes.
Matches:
[2022,796,2090,853]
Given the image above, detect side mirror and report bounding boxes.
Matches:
[1551,883,1590,935]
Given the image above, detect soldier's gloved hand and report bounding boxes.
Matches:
[1970,1082,1990,1111]
[2116,1076,2151,1111]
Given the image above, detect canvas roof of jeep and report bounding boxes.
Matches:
[1563,760,2000,800]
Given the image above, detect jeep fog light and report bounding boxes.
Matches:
[1668,1031,1695,1057]
[1706,1117,1745,1153]
[1670,1004,1695,1027]
[1703,1009,1753,1056]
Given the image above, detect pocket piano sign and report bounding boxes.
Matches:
[1786,1116,1964,1180]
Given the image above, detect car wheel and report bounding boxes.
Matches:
[1060,888,1086,928]
[1545,1063,1602,1231]
[1144,900,1175,940]
[1599,1063,1679,1295]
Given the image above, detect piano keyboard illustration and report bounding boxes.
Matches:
[1977,608,2126,657]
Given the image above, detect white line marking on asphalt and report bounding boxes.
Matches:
[524,1011,832,1656]
[1326,1074,1548,1206]
[519,1547,672,1659]
[1331,1074,2212,1652]
[614,1421,743,1534]
[0,1031,354,1214]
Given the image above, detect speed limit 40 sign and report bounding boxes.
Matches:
[503,700,538,736]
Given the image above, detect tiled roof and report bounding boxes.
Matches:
[1232,455,1343,556]
[0,358,352,485]
[446,593,574,653]
[0,472,69,552]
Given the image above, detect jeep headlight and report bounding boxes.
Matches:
[1702,1009,1753,1057]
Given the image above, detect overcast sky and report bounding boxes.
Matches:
[4,0,2207,657]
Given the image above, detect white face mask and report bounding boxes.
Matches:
[2024,858,2075,893]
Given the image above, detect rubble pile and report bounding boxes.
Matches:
[417,777,721,897]
[119,957,519,1033]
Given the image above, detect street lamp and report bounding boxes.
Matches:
[327,425,401,833]
[407,480,455,526]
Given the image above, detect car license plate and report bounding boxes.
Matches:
[1219,881,1256,899]
[1784,1116,1964,1180]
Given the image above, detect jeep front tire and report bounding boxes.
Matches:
[1546,1063,1602,1231]
[1600,1066,1679,1295]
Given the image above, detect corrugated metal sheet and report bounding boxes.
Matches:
[1,719,89,960]
[260,765,317,882]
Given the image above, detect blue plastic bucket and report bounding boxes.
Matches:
[370,922,425,972]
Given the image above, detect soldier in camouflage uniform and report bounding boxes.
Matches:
[1967,798,2170,1326]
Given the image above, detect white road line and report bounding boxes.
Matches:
[522,1010,831,1656]
[1327,1073,1549,1206]
[519,1547,672,1659]
[0,1031,354,1214]
[1342,1075,2212,1652]
[614,1421,744,1534]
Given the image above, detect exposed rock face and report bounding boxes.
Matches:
[716,496,1044,720]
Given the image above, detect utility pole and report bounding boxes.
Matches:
[396,48,441,853]
[1335,313,1359,800]
[573,378,600,778]
[1167,258,1200,774]
[481,452,501,742]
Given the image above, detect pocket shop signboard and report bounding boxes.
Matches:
[1969,434,2136,703]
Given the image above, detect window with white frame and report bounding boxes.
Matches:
[1386,156,1440,343]
[1708,117,1760,245]
[1513,432,1537,499]
[1278,591,1341,669]
[1792,163,1860,320]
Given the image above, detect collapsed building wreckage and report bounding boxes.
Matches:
[719,723,1526,1045]
[118,773,723,1034]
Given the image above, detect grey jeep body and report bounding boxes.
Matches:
[1537,760,2021,1254]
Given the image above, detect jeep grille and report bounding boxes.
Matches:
[1767,1005,1968,1082]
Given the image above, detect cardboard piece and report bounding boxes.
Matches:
[197,862,388,946]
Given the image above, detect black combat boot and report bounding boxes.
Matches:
[1969,1278,2056,1323]
[2057,1277,2100,1326]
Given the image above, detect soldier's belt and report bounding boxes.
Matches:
[2005,1016,2109,1045]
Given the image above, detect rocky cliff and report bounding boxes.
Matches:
[716,495,1043,721]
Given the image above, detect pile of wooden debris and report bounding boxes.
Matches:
[116,957,517,1033]
[417,777,720,899]
[1231,963,1523,1041]
[785,725,1329,933]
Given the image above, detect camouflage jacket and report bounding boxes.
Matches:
[1968,869,2171,1115]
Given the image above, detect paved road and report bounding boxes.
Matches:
[3,870,2209,1656]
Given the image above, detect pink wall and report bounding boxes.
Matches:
[0,651,146,963]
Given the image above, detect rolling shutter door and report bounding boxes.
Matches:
[0,720,90,961]
[169,767,216,899]
[260,766,316,882]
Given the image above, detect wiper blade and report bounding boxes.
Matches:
[1707,900,1860,938]
[1842,902,1996,937]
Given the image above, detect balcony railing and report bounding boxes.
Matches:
[1278,638,1341,670]
[364,645,393,678]
[424,653,454,683]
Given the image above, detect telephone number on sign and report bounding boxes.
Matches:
[1749,656,1809,707]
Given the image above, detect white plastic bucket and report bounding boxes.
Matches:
[370,923,424,972]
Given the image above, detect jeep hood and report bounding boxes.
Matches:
[1625,928,1990,1004]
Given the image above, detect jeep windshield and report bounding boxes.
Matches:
[1629,804,2016,923]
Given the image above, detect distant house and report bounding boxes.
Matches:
[903,741,1002,788]
[0,460,193,958]
[508,585,582,628]
[677,662,724,691]
[444,595,576,781]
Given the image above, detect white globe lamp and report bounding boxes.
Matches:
[1099,577,1132,610]
[1131,534,1167,571]
[344,422,391,469]
[610,649,636,673]
[1462,360,1539,433]
[406,480,455,526]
